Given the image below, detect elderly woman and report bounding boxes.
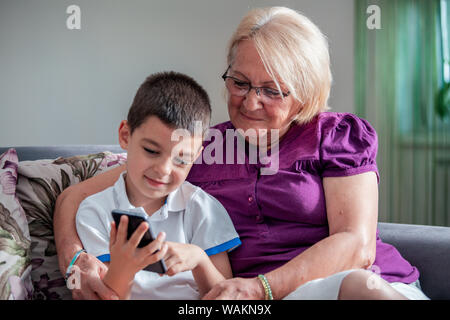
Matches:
[53,7,428,300]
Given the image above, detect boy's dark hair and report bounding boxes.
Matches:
[127,71,211,135]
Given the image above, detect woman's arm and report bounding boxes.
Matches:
[203,171,378,300]
[53,164,126,299]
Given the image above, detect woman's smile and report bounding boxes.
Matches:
[239,111,264,122]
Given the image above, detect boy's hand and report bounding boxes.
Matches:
[163,242,208,276]
[108,215,168,277]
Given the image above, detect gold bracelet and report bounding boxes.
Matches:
[257,274,273,300]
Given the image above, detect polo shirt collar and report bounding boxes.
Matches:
[165,186,186,212]
[114,171,186,221]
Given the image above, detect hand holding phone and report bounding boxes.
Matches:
[110,209,168,274]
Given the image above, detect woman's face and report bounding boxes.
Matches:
[227,40,301,143]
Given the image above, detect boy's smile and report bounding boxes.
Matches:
[145,176,168,188]
[118,116,203,214]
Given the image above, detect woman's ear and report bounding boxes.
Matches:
[118,120,131,150]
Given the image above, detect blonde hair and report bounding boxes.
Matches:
[227,7,332,124]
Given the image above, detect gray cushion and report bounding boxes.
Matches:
[0,145,125,161]
[378,222,450,300]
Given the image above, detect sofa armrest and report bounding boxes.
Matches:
[378,222,450,300]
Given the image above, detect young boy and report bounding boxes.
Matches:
[75,72,241,299]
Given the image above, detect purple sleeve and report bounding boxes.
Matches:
[320,113,379,183]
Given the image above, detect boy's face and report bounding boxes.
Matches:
[118,116,203,207]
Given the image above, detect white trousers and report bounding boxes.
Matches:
[283,269,430,300]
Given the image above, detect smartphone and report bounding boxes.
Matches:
[111,209,167,274]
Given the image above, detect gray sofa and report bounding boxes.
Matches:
[1,145,449,300]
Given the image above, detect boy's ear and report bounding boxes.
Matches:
[118,120,131,150]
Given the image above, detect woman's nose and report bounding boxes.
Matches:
[242,89,263,111]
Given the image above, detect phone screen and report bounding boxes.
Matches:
[111,209,167,274]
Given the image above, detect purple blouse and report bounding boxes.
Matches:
[187,112,419,284]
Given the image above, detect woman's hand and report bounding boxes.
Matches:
[163,242,208,276]
[69,252,119,300]
[202,277,265,300]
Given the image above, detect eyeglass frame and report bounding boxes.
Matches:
[221,65,290,99]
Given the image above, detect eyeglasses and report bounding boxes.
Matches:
[221,66,290,102]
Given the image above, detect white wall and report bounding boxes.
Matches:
[0,0,354,146]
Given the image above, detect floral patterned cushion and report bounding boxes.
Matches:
[0,149,33,300]
[16,152,126,300]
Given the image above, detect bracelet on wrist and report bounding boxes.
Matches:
[257,274,273,300]
[65,249,86,281]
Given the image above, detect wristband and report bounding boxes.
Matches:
[257,274,273,300]
[65,249,86,281]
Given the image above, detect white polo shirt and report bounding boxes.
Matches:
[76,172,241,300]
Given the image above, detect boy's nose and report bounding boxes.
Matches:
[153,158,172,177]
